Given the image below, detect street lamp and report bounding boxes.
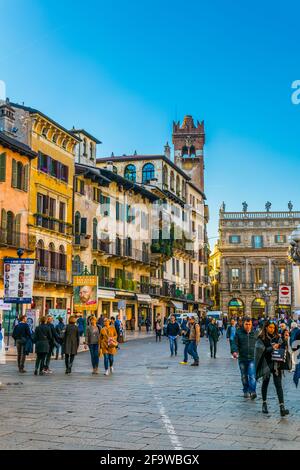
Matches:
[258,283,273,318]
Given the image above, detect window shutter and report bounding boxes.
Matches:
[81,217,87,235]
[23,164,29,192]
[0,153,6,181]
[116,201,120,220]
[11,159,17,188]
[1,209,7,231]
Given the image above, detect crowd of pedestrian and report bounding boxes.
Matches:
[8,309,300,418]
[11,313,119,377]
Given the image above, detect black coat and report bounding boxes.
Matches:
[166,322,180,337]
[63,324,80,355]
[207,323,220,341]
[33,324,52,354]
[255,335,291,380]
[232,328,257,362]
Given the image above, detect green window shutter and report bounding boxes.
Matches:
[11,159,17,188]
[23,164,29,192]
[0,153,6,181]
[1,209,7,230]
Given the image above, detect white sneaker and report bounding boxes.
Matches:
[110,366,114,373]
[104,370,109,376]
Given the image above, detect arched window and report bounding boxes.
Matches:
[36,239,47,268]
[190,146,196,157]
[181,180,186,200]
[73,255,82,274]
[170,171,175,191]
[59,245,66,271]
[142,163,155,184]
[6,211,14,245]
[162,165,168,188]
[49,243,57,271]
[182,146,188,158]
[176,175,180,196]
[124,164,136,182]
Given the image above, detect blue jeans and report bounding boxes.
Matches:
[89,344,99,369]
[239,360,256,393]
[188,340,199,362]
[183,342,189,362]
[169,336,178,355]
[104,353,114,371]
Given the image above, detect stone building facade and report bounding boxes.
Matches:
[216,204,300,318]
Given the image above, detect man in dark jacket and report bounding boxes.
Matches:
[166,315,180,356]
[226,318,237,356]
[232,317,257,399]
[12,315,32,373]
[55,317,66,360]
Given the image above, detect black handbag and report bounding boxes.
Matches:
[271,348,286,362]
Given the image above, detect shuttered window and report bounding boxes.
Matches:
[23,164,29,192]
[11,159,17,188]
[0,153,6,181]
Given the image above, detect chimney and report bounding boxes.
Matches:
[105,161,114,172]
[164,141,171,159]
[0,98,16,135]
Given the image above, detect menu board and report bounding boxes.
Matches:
[3,258,35,304]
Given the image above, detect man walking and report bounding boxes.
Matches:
[226,318,237,357]
[12,315,31,373]
[187,315,200,366]
[166,315,180,357]
[232,317,257,399]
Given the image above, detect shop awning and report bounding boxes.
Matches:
[171,300,184,310]
[97,289,116,299]
[116,291,135,298]
[136,294,152,304]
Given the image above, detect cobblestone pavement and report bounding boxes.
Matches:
[1,334,300,450]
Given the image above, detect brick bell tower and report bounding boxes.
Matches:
[172,115,205,192]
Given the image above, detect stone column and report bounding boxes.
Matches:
[293,265,300,311]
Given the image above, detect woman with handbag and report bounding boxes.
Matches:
[99,317,118,376]
[255,320,291,416]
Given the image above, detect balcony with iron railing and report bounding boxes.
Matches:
[0,229,35,251]
[74,234,90,249]
[34,214,72,235]
[35,266,71,284]
[92,239,150,264]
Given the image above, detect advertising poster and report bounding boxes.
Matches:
[25,309,40,330]
[48,309,67,326]
[73,275,98,311]
[3,258,35,304]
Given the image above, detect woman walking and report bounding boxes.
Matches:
[85,316,101,374]
[255,320,291,416]
[207,318,220,358]
[99,317,118,376]
[155,315,162,342]
[33,316,53,376]
[63,316,80,374]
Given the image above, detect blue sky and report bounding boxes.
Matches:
[1,0,300,241]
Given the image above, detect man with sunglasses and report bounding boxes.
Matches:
[232,317,257,399]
